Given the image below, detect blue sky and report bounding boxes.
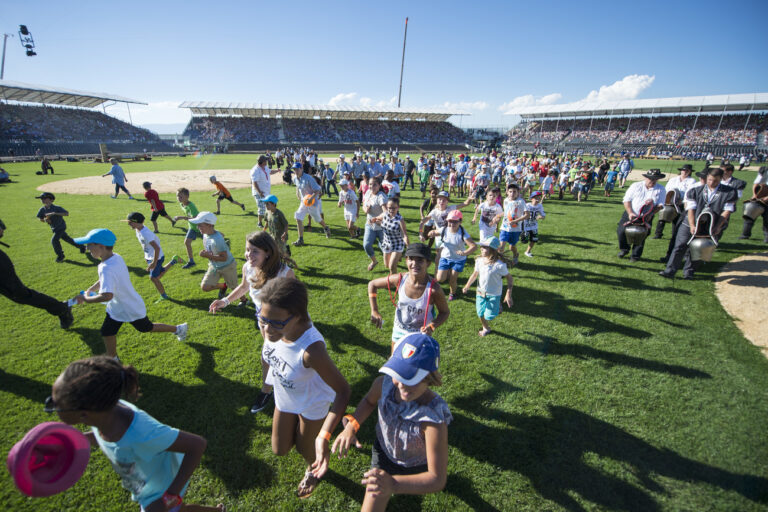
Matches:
[1,0,766,132]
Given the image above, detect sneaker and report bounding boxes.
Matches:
[218,286,228,299]
[58,305,74,329]
[617,251,628,258]
[170,255,183,265]
[249,391,274,414]
[513,255,519,265]
[324,226,331,239]
[55,255,65,263]
[79,245,86,254]
[128,196,135,200]
[175,323,188,342]
[293,239,305,247]
[240,204,245,211]
[155,294,169,303]
[524,252,533,258]
[448,293,455,301]
[182,260,196,269]
[629,257,639,263]
[110,195,117,199]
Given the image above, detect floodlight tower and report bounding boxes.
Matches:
[0,25,37,80]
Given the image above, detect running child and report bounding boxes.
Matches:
[424,210,477,301]
[540,173,554,200]
[47,356,223,511]
[382,170,400,199]
[472,186,503,241]
[187,212,238,299]
[430,171,444,192]
[338,178,360,238]
[141,181,176,233]
[521,191,546,258]
[171,187,200,269]
[419,187,440,248]
[72,228,187,359]
[35,191,87,263]
[209,176,246,214]
[372,197,409,274]
[331,333,451,512]
[123,212,182,302]
[261,194,292,256]
[462,236,514,337]
[419,191,475,269]
[258,277,350,498]
[498,184,527,264]
[604,167,618,197]
[102,158,133,199]
[209,231,295,414]
[368,243,450,353]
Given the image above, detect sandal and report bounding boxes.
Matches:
[297,468,321,499]
[367,260,378,271]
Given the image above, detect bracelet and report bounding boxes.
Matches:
[344,414,360,433]
[221,298,230,307]
[317,430,332,442]
[427,322,436,332]
[162,492,183,508]
[369,293,378,298]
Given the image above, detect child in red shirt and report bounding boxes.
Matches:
[142,181,175,233]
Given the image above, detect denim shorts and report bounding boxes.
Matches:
[500,230,521,245]
[147,255,165,278]
[186,228,199,241]
[438,257,466,272]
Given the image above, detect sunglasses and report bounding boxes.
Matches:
[44,396,78,414]
[447,220,460,224]
[257,314,294,329]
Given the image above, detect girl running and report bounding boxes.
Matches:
[372,198,409,274]
[47,356,223,512]
[462,236,514,336]
[258,277,351,498]
[362,178,389,271]
[367,243,450,353]
[331,334,451,512]
[425,210,477,301]
[209,231,295,414]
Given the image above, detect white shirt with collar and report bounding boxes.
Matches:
[665,175,697,196]
[754,171,768,186]
[684,184,736,213]
[720,177,743,198]
[622,180,665,214]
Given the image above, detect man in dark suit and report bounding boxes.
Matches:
[659,168,737,280]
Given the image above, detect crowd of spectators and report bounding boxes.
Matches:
[0,104,160,143]
[181,117,469,144]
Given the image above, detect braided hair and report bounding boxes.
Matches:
[55,356,139,412]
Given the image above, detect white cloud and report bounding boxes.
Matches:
[583,74,655,102]
[442,101,488,111]
[105,101,190,125]
[328,92,358,106]
[360,96,397,108]
[498,93,562,113]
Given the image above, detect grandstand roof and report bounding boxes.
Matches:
[505,93,768,119]
[0,80,147,108]
[178,102,467,122]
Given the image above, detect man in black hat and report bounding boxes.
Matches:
[659,168,737,279]
[652,165,697,239]
[660,169,708,263]
[0,219,74,328]
[617,169,666,262]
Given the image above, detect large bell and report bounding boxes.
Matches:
[688,237,717,262]
[624,224,648,245]
[743,201,765,221]
[658,205,679,223]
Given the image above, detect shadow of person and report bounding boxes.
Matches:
[450,375,768,511]
[313,321,388,358]
[69,326,106,355]
[0,368,52,404]
[135,342,275,492]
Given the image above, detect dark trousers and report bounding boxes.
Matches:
[654,220,668,237]
[52,229,79,257]
[665,222,700,277]
[0,249,67,316]
[663,214,686,261]
[617,212,648,259]
[324,179,338,197]
[114,184,130,196]
[405,172,415,190]
[741,209,768,241]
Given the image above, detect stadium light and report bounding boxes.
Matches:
[18,24,36,57]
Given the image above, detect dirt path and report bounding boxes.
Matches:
[714,252,768,357]
[37,169,285,195]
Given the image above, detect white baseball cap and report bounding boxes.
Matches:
[339,154,345,159]
[188,211,217,225]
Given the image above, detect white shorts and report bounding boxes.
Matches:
[295,200,323,223]
[277,399,331,421]
[344,211,357,222]
[479,224,496,240]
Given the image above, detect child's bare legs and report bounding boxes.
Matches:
[271,409,323,465]
[164,213,176,227]
[215,197,222,214]
[151,323,178,333]
[150,276,166,295]
[296,219,305,240]
[480,317,491,333]
[152,220,159,232]
[184,238,195,261]
[103,335,118,358]
[388,252,402,273]
[526,242,535,255]
[347,220,356,237]
[449,270,460,295]
[362,486,392,512]
[201,282,227,293]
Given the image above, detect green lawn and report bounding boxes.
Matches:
[1,155,767,511]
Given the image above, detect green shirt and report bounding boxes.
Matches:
[265,208,288,242]
[418,167,431,183]
[181,201,200,233]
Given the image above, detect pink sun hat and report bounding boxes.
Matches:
[7,421,90,497]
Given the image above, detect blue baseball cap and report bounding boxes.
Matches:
[479,236,500,250]
[73,228,116,246]
[260,194,278,205]
[380,333,440,386]
[292,162,302,169]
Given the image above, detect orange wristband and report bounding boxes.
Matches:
[344,414,360,433]
[317,430,331,442]
[369,293,378,298]
[427,323,436,331]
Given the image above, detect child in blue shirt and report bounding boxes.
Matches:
[604,169,619,197]
[47,355,223,512]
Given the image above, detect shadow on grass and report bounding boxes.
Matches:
[502,331,711,379]
[300,265,371,286]
[313,322,387,359]
[70,326,105,355]
[451,374,768,511]
[138,342,275,492]
[166,297,255,320]
[0,368,51,405]
[544,234,611,247]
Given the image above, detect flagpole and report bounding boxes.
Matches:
[397,17,408,108]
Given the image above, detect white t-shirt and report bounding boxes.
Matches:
[524,203,545,232]
[364,190,388,231]
[476,201,503,240]
[135,226,163,261]
[246,263,291,313]
[501,198,526,233]
[440,226,472,260]
[99,254,147,322]
[382,180,400,198]
[250,164,271,198]
[339,189,358,216]
[476,257,509,296]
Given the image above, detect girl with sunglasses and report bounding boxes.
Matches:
[209,231,295,414]
[46,355,224,512]
[258,277,350,499]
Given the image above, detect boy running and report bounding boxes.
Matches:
[172,187,200,269]
[210,175,246,214]
[188,212,238,299]
[521,191,546,258]
[35,192,87,263]
[141,181,175,233]
[122,212,182,301]
[338,179,360,238]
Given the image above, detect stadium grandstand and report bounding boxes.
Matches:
[503,93,768,157]
[0,80,176,159]
[179,102,471,152]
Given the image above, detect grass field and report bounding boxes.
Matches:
[1,154,767,511]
